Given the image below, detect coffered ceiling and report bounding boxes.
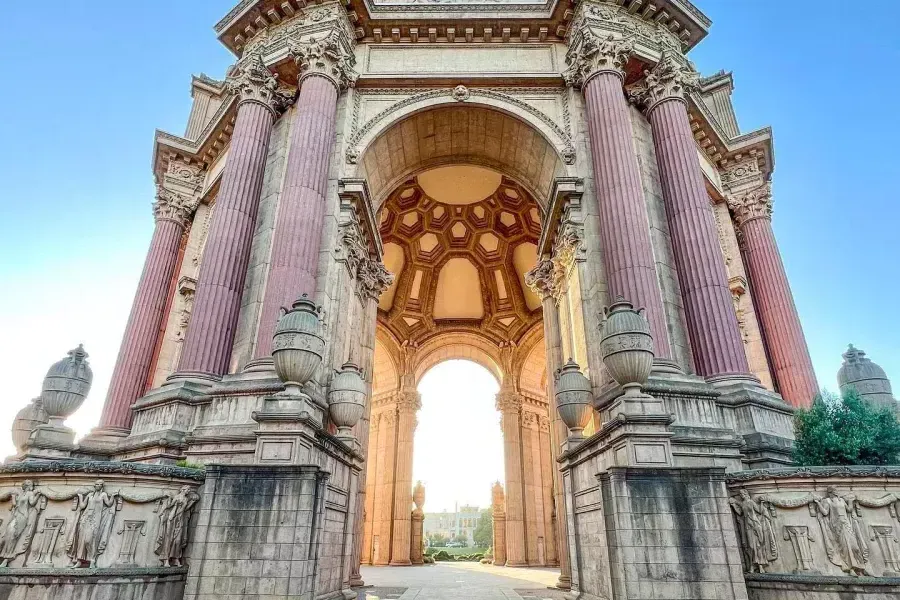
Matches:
[377,165,543,346]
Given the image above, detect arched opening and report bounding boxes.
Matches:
[360,103,563,572]
[413,360,501,549]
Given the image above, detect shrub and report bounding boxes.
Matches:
[793,389,900,466]
[432,550,453,561]
[423,556,435,564]
[480,558,491,564]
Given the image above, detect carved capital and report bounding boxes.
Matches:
[153,186,198,228]
[225,52,284,117]
[495,390,522,414]
[564,29,634,88]
[553,221,584,273]
[629,51,700,113]
[727,182,773,228]
[290,28,358,91]
[525,259,560,301]
[396,390,422,414]
[358,259,394,301]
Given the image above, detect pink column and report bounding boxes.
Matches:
[176,55,280,378]
[642,60,750,378]
[254,74,339,359]
[98,190,192,432]
[729,184,818,407]
[581,67,673,360]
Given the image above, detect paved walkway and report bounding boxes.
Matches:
[358,562,566,600]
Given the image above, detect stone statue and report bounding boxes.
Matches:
[66,480,119,568]
[814,487,870,575]
[0,480,47,567]
[729,489,777,573]
[155,485,200,567]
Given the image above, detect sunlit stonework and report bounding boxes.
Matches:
[7,1,892,600]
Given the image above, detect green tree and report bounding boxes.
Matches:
[428,533,448,547]
[472,508,493,548]
[792,389,900,466]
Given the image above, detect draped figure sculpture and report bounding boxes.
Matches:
[814,487,870,575]
[729,489,778,573]
[0,480,47,567]
[155,485,200,567]
[66,480,119,568]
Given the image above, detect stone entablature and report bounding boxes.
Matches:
[727,467,900,581]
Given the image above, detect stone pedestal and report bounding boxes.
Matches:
[410,511,424,565]
[492,512,507,566]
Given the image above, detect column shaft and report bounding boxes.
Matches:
[500,399,526,566]
[178,101,275,377]
[390,404,416,565]
[100,218,185,430]
[373,410,397,565]
[521,416,538,564]
[741,218,818,406]
[583,73,672,359]
[254,75,338,358]
[648,99,750,377]
[542,295,572,587]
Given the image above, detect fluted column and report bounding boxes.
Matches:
[636,53,751,378]
[98,188,195,432]
[525,260,571,587]
[497,390,526,566]
[177,53,281,378]
[373,409,397,565]
[728,184,818,407]
[390,391,419,565]
[567,33,673,360]
[253,69,346,358]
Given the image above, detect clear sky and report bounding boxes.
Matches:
[0,0,897,489]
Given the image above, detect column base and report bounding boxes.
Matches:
[241,356,276,373]
[505,560,528,567]
[77,426,129,458]
[651,358,683,375]
[389,559,412,566]
[556,575,572,590]
[348,575,365,587]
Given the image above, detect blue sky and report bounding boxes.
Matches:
[0,1,897,458]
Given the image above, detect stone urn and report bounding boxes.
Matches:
[554,359,594,437]
[328,362,367,438]
[600,296,654,397]
[11,397,48,452]
[413,480,425,513]
[272,294,326,396]
[41,345,93,427]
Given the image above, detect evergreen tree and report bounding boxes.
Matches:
[472,508,493,548]
[792,389,900,466]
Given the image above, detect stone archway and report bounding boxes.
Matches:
[354,103,567,571]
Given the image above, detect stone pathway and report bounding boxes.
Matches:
[358,562,563,599]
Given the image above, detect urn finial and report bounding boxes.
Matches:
[554,359,594,438]
[600,297,654,397]
[328,361,367,439]
[41,344,93,427]
[272,294,326,397]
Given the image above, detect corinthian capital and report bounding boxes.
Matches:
[153,186,198,228]
[726,183,773,228]
[495,390,522,413]
[564,29,634,88]
[290,28,358,91]
[225,52,283,116]
[629,51,700,112]
[525,260,560,301]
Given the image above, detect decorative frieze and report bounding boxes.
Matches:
[727,182,773,228]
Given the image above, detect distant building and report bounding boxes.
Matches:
[423,504,483,545]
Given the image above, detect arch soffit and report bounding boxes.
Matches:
[353,96,573,210]
[412,332,504,387]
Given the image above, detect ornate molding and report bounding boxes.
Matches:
[0,460,205,481]
[720,157,764,191]
[224,52,284,117]
[289,27,358,91]
[525,259,560,302]
[727,466,900,483]
[628,51,700,113]
[153,186,199,228]
[358,259,394,301]
[563,29,634,88]
[344,87,574,165]
[495,390,522,413]
[726,182,773,228]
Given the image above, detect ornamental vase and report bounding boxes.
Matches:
[272,295,326,396]
[554,359,593,437]
[11,397,48,451]
[413,481,425,510]
[41,345,93,426]
[328,362,367,437]
[600,296,654,396]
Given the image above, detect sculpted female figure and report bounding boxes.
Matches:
[155,485,199,567]
[66,480,118,568]
[0,480,46,567]
[729,489,777,573]
[814,487,870,575]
